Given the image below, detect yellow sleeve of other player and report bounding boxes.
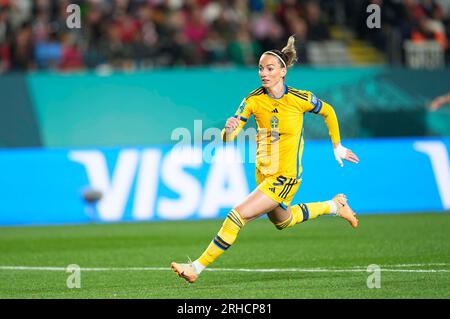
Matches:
[304,92,341,145]
[221,97,253,142]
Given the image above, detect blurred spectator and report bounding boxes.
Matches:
[411,3,448,50]
[210,9,236,44]
[184,4,209,64]
[9,0,32,31]
[251,9,285,52]
[203,29,228,65]
[305,1,330,41]
[0,6,11,72]
[228,25,261,66]
[59,32,84,71]
[287,16,308,64]
[0,0,449,73]
[34,30,61,69]
[10,21,34,71]
[100,20,134,69]
[160,9,193,66]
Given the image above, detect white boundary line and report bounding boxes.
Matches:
[380,263,449,267]
[0,263,449,273]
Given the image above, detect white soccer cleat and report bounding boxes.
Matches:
[333,194,358,228]
[171,262,199,283]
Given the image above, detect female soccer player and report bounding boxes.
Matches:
[171,36,360,283]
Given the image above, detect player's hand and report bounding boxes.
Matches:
[225,116,240,134]
[333,143,359,167]
[430,96,446,111]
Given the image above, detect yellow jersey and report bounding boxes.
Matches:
[222,84,341,179]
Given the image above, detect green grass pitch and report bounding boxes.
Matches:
[0,213,449,299]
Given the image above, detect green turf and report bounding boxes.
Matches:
[0,213,449,298]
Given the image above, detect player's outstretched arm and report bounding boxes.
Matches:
[430,93,450,111]
[317,102,360,167]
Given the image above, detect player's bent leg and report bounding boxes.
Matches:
[267,205,292,225]
[268,194,358,230]
[268,201,332,230]
[235,188,280,222]
[171,189,279,283]
[268,205,298,230]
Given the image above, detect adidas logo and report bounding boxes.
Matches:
[271,108,279,113]
[269,187,276,193]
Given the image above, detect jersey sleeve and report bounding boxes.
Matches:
[302,91,341,144]
[221,97,254,142]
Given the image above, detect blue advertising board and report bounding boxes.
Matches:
[0,138,448,226]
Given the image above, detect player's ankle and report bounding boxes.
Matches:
[192,260,206,275]
[326,200,338,215]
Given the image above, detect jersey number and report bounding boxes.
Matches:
[273,175,287,186]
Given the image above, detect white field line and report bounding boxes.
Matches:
[377,263,449,268]
[0,263,449,273]
[208,268,450,273]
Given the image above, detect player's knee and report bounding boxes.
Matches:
[271,214,293,230]
[232,206,250,223]
[229,207,250,225]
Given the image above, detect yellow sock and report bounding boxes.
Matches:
[299,202,332,221]
[275,201,333,230]
[274,208,300,229]
[197,209,246,267]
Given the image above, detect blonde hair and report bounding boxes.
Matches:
[281,35,297,68]
[263,35,297,69]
